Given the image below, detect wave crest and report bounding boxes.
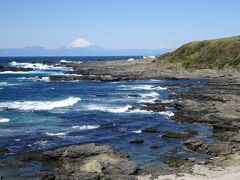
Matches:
[0,97,81,111]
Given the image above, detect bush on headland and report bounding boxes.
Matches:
[158,36,240,69]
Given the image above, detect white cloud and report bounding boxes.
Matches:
[67,38,93,48]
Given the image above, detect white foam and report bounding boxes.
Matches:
[72,125,100,130]
[10,61,67,71]
[127,58,135,61]
[0,70,43,74]
[17,76,50,82]
[132,130,142,134]
[130,109,174,117]
[158,111,175,117]
[60,60,82,64]
[141,92,159,98]
[0,82,8,86]
[33,140,53,147]
[138,99,157,103]
[84,103,174,116]
[0,82,18,86]
[85,104,133,113]
[0,97,81,111]
[119,85,167,90]
[0,118,10,123]
[162,99,174,103]
[45,132,67,136]
[63,73,83,77]
[60,60,69,63]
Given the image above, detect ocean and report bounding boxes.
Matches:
[0,56,211,175]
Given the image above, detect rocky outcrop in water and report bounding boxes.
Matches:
[0,66,33,72]
[0,146,10,156]
[41,143,138,179]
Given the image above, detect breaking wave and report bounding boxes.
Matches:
[0,118,10,123]
[9,61,68,71]
[0,97,81,111]
[118,85,167,90]
[72,125,100,130]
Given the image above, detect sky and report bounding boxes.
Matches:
[0,0,240,49]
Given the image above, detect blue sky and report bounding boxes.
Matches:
[0,0,239,49]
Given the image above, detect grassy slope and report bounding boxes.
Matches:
[158,36,240,69]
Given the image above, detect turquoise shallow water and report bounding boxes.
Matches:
[0,57,211,169]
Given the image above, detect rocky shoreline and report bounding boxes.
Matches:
[1,59,240,179]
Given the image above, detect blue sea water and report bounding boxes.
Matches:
[0,56,211,170]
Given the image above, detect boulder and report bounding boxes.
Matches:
[42,143,138,176]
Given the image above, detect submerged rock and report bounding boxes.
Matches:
[184,140,233,156]
[162,130,197,140]
[129,139,144,144]
[150,145,160,149]
[143,128,159,133]
[0,66,33,72]
[0,146,10,156]
[141,103,165,112]
[127,94,141,98]
[161,155,191,168]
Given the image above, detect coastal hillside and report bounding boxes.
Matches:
[158,36,240,69]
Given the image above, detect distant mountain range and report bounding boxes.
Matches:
[0,45,173,56]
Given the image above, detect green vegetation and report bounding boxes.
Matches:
[158,36,240,69]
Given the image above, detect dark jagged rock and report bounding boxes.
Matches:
[143,128,159,133]
[0,146,10,156]
[0,66,33,72]
[184,140,233,156]
[184,140,203,152]
[141,103,166,112]
[40,172,56,180]
[127,94,141,98]
[129,139,144,144]
[161,155,191,168]
[162,130,197,140]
